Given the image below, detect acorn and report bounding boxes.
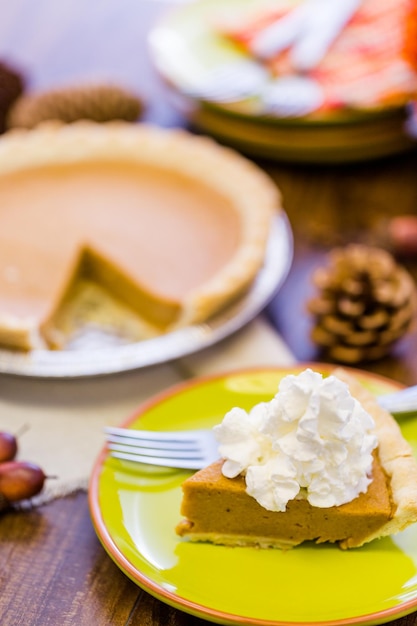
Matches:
[0,461,46,505]
[307,244,417,363]
[387,215,417,257]
[0,431,18,462]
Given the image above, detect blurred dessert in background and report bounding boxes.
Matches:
[149,0,417,161]
[403,0,417,71]
[220,0,417,117]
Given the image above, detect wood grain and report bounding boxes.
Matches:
[1,488,417,625]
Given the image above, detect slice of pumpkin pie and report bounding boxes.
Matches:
[0,121,278,350]
[176,368,417,549]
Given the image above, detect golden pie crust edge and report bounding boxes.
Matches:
[177,369,417,549]
[0,121,280,349]
[334,368,417,548]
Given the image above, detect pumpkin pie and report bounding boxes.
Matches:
[0,121,278,350]
[176,369,417,549]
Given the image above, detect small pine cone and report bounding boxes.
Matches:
[7,83,143,129]
[0,60,25,133]
[307,244,417,364]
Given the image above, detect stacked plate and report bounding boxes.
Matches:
[149,0,417,163]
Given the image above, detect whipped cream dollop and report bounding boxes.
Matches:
[213,369,378,511]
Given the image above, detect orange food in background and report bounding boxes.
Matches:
[223,0,417,111]
[404,0,417,71]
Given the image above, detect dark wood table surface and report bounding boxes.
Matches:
[1,2,417,624]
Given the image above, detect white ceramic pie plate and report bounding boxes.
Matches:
[0,213,292,378]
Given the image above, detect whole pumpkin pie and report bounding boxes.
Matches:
[0,121,279,350]
[176,369,417,549]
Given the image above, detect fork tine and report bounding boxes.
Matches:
[104,426,219,470]
[107,441,204,459]
[104,426,209,443]
[108,450,207,470]
[105,432,202,452]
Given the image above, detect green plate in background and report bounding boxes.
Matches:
[148,0,416,162]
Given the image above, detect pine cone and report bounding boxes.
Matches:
[307,244,417,363]
[7,83,143,129]
[0,60,25,133]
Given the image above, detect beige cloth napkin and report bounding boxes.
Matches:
[0,316,295,505]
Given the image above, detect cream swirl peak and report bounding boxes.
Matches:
[213,369,378,511]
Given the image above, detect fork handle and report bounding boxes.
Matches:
[377,385,417,415]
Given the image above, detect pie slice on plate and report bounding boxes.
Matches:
[176,368,417,549]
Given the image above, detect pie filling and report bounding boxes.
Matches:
[0,123,277,350]
[176,453,393,549]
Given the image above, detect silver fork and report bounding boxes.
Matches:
[181,61,324,117]
[104,426,219,470]
[182,59,269,103]
[104,385,417,470]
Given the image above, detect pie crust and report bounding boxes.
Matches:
[335,368,417,547]
[176,369,417,549]
[0,121,279,350]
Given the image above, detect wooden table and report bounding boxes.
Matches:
[1,2,417,624]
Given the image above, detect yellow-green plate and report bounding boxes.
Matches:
[89,365,417,625]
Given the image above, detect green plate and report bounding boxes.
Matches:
[149,0,397,123]
[89,365,417,625]
[148,0,416,163]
